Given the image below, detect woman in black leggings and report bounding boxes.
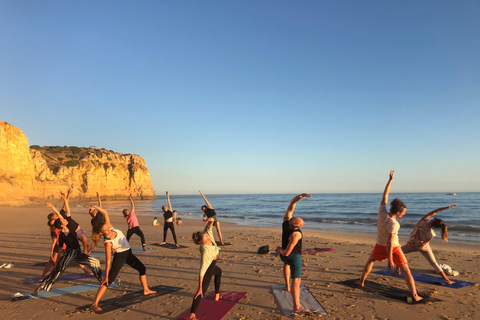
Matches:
[160,191,179,247]
[189,217,222,320]
[89,206,156,312]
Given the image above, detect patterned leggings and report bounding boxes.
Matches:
[40,248,102,291]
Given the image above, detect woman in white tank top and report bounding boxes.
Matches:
[88,206,156,312]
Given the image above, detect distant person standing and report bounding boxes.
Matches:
[199,190,224,245]
[160,191,179,247]
[355,170,423,303]
[123,195,146,251]
[276,193,312,314]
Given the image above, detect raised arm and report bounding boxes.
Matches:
[128,195,135,212]
[198,190,213,209]
[420,204,457,221]
[96,192,102,208]
[59,191,72,217]
[283,193,312,222]
[46,202,64,219]
[91,206,113,229]
[381,170,395,205]
[166,191,172,212]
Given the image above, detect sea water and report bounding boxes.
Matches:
[93,193,480,245]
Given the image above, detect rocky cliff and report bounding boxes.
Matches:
[0,120,156,206]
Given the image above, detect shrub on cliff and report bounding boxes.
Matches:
[64,159,80,167]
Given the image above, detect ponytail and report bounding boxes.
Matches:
[432,218,448,242]
[91,223,105,250]
[441,224,448,242]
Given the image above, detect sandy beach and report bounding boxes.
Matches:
[0,206,478,320]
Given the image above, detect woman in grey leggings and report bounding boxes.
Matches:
[394,204,457,284]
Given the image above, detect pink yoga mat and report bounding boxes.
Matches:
[302,247,335,254]
[177,291,247,320]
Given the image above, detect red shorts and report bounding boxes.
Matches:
[370,244,408,266]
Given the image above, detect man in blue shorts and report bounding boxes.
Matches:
[276,193,312,314]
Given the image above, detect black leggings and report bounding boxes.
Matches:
[191,260,222,314]
[163,221,177,244]
[126,226,146,247]
[105,249,146,286]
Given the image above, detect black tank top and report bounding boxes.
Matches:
[164,210,173,220]
[290,229,303,255]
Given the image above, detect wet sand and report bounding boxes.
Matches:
[0,206,478,319]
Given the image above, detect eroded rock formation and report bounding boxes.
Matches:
[0,120,156,206]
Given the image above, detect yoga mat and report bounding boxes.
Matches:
[131,247,157,253]
[90,252,110,258]
[177,291,247,320]
[12,281,117,301]
[153,243,189,249]
[302,247,335,255]
[90,247,156,257]
[272,285,328,316]
[217,242,232,246]
[76,285,181,313]
[25,271,106,285]
[374,269,475,289]
[338,279,441,304]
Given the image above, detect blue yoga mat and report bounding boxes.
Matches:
[131,247,157,253]
[13,281,117,301]
[26,271,106,285]
[373,269,474,289]
[90,247,156,258]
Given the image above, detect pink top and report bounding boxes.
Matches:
[126,211,139,229]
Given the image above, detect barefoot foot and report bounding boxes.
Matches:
[294,307,311,314]
[160,242,166,245]
[144,289,156,295]
[283,286,291,292]
[215,293,222,301]
[90,305,103,312]
[354,280,364,286]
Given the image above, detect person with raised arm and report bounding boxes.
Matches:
[275,193,312,314]
[394,204,457,284]
[123,195,146,251]
[189,217,222,320]
[160,191,179,247]
[199,190,224,245]
[32,194,102,296]
[88,192,105,227]
[355,170,423,302]
[89,206,156,312]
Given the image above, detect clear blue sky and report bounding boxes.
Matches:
[1,1,479,194]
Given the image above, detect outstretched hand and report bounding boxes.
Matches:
[389,169,394,180]
[449,204,457,209]
[300,193,312,199]
[46,202,53,208]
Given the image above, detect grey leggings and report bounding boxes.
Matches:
[401,245,442,273]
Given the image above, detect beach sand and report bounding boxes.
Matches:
[0,206,478,319]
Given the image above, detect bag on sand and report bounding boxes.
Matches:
[257,245,270,254]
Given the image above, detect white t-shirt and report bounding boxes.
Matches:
[104,228,131,253]
[376,204,400,247]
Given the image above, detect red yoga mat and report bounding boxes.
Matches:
[177,291,247,320]
[302,247,335,255]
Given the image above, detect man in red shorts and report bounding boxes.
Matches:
[355,170,422,303]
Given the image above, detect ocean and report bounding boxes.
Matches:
[90,193,480,245]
